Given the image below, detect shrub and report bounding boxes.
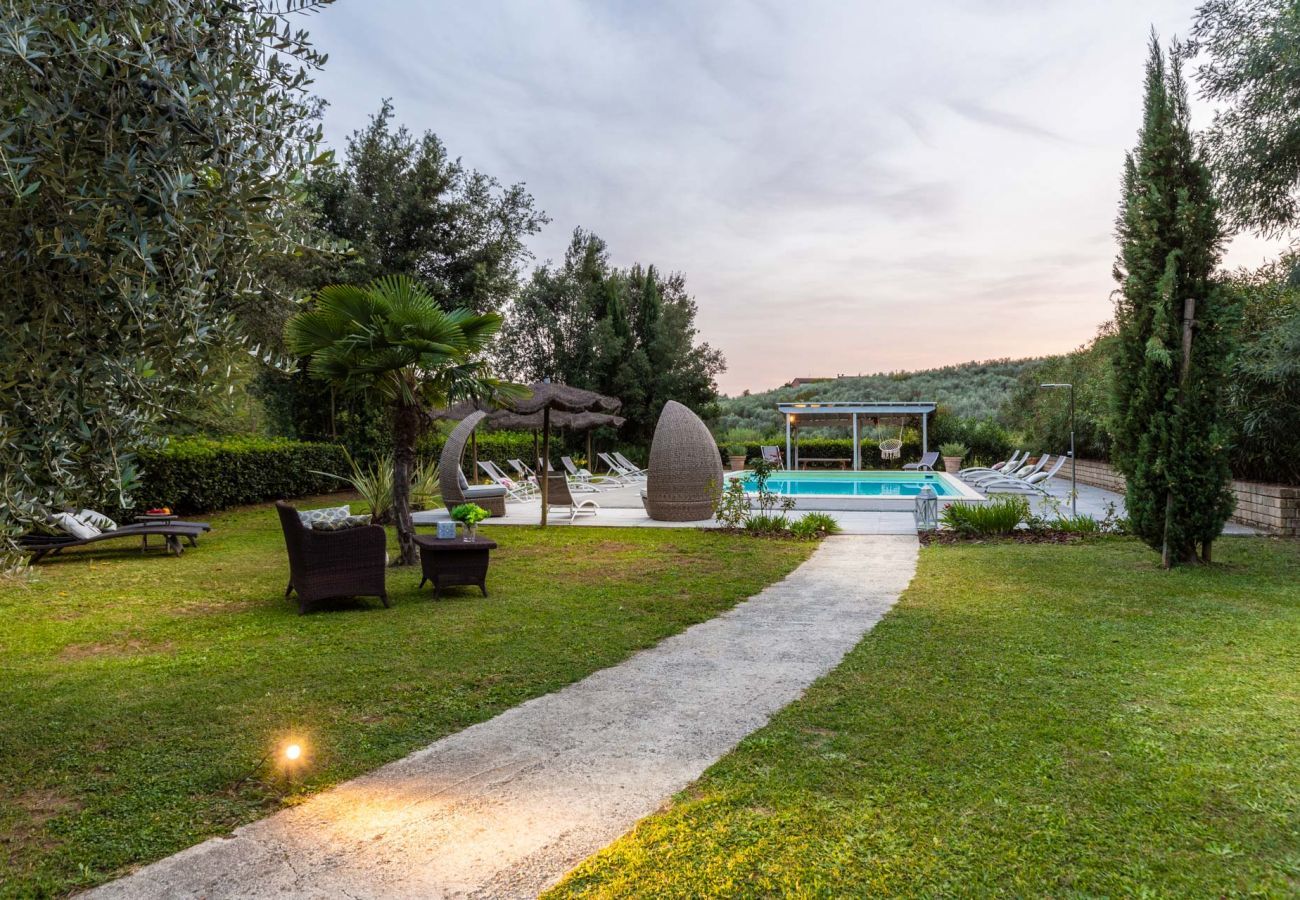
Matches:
[133,437,348,514]
[940,497,1029,536]
[744,513,790,535]
[790,511,841,540]
[939,442,969,459]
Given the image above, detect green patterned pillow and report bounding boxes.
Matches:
[310,513,372,532]
[298,505,350,527]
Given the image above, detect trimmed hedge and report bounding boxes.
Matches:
[134,437,349,514]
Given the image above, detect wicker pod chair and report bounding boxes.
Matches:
[643,400,725,522]
[438,410,507,517]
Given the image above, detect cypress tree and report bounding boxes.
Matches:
[1112,35,1237,567]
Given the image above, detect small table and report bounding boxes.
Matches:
[413,534,498,598]
[134,514,180,554]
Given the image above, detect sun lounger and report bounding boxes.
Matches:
[979,456,1069,495]
[902,451,940,471]
[20,519,212,562]
[960,450,1024,478]
[612,452,648,477]
[598,452,643,482]
[760,445,785,468]
[561,456,616,491]
[478,461,534,501]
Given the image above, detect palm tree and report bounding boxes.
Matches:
[287,275,503,565]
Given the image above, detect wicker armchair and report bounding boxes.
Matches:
[276,502,389,614]
[643,400,725,521]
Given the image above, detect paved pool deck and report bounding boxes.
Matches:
[87,535,919,899]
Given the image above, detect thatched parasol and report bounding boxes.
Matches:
[431,383,622,526]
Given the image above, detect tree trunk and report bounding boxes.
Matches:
[393,401,420,566]
[1201,538,1213,564]
[1162,296,1197,570]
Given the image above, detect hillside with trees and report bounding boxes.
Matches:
[715,358,1041,436]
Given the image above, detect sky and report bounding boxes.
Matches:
[302,0,1287,396]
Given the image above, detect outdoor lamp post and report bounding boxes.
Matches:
[915,484,938,531]
[1040,383,1076,516]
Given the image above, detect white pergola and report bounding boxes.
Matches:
[776,401,937,470]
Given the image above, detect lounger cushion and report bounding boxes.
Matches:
[298,505,351,528]
[463,485,507,499]
[78,509,118,531]
[311,513,372,532]
[51,512,98,540]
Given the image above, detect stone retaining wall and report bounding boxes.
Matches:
[1074,458,1299,535]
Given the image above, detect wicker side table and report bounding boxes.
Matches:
[413,534,499,598]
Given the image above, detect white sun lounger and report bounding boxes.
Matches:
[979,456,1068,495]
[478,461,534,501]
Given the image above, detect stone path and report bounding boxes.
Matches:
[89,535,919,900]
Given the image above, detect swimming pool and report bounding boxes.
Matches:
[726,470,985,510]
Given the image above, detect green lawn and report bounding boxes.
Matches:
[0,498,813,897]
[550,537,1300,898]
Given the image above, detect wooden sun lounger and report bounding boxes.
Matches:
[19,521,212,562]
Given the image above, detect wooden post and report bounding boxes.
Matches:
[532,430,539,469]
[540,407,551,527]
[470,430,478,483]
[586,430,593,472]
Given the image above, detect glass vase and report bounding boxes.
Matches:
[463,522,477,542]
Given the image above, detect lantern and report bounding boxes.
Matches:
[915,485,938,531]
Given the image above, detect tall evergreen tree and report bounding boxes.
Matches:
[1112,36,1237,567]
[496,229,725,445]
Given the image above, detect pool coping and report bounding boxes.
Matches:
[725,469,987,512]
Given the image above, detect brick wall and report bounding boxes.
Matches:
[1074,458,1299,535]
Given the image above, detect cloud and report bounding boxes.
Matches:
[943,99,1075,144]
[302,0,1287,395]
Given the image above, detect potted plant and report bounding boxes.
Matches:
[449,502,489,541]
[727,443,748,471]
[940,442,968,475]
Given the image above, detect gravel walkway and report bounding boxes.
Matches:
[88,534,918,900]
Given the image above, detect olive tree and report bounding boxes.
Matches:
[0,0,333,564]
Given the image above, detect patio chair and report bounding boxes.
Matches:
[478,460,534,500]
[902,451,940,471]
[979,456,1069,495]
[760,445,786,468]
[545,474,599,523]
[507,458,540,485]
[275,501,388,613]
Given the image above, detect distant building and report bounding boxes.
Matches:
[786,377,833,387]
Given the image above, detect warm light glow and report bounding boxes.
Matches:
[284,743,302,761]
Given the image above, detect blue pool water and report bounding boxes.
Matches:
[732,470,959,498]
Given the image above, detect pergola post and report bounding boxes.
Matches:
[785,416,792,470]
[852,412,860,470]
[921,411,928,455]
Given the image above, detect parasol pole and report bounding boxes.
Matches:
[586,429,594,473]
[540,407,551,527]
[470,430,478,482]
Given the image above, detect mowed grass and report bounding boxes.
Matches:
[550,537,1300,898]
[0,497,814,897]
